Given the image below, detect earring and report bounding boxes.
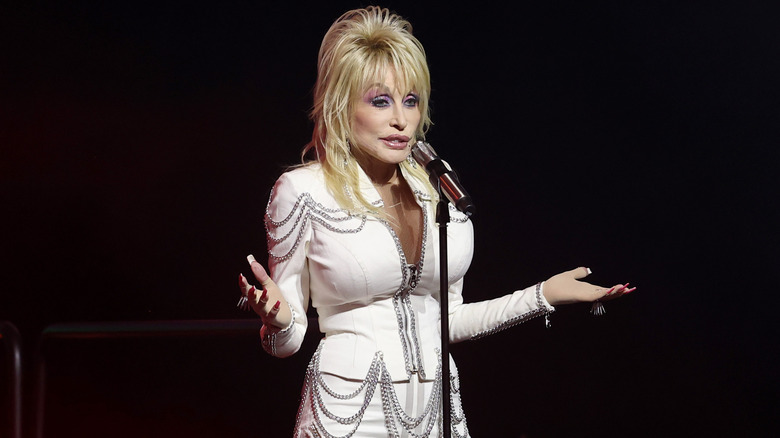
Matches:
[406,153,417,169]
[343,142,351,169]
[590,300,605,316]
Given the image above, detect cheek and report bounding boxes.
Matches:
[409,109,422,128]
[350,117,368,139]
[352,111,380,134]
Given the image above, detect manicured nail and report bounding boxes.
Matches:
[248,286,256,295]
[247,254,257,265]
[586,267,592,275]
[624,287,637,294]
[604,287,616,295]
[272,301,280,311]
[260,289,268,302]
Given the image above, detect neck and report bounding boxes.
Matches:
[354,154,400,186]
[371,172,400,186]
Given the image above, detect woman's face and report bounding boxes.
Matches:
[351,70,421,169]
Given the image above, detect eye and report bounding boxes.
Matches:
[403,94,420,108]
[370,95,392,108]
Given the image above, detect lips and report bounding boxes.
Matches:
[381,135,410,149]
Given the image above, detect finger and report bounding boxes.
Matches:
[612,283,629,296]
[247,286,272,317]
[586,283,612,300]
[257,289,272,317]
[261,301,283,328]
[247,285,258,304]
[614,283,636,296]
[597,285,617,300]
[601,283,636,301]
[569,266,592,280]
[247,254,273,287]
[238,273,251,295]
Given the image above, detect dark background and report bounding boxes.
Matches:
[2,1,778,437]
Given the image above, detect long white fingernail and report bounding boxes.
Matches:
[247,254,256,265]
[586,267,592,275]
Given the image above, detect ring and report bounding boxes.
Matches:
[590,300,605,316]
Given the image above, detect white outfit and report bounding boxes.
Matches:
[259,163,554,437]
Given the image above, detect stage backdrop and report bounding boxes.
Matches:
[2,1,777,436]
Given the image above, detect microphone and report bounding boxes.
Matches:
[411,141,475,217]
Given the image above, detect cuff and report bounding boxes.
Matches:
[536,281,555,329]
[536,281,556,312]
[260,302,296,356]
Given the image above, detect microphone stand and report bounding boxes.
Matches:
[436,187,452,438]
[412,141,474,437]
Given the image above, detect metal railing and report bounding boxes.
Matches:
[33,319,265,438]
[1,321,23,438]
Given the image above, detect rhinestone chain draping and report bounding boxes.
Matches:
[269,186,472,437]
[295,344,470,438]
[265,191,367,261]
[377,200,429,379]
[469,283,553,340]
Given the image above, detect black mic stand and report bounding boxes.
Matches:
[436,187,452,438]
[412,141,474,437]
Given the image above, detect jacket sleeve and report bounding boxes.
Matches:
[259,172,313,358]
[448,280,555,342]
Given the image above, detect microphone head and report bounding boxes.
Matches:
[411,141,476,217]
[411,141,438,167]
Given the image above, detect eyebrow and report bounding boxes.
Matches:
[364,83,392,94]
[363,83,417,96]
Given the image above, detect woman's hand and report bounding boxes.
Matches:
[238,255,292,331]
[543,267,635,306]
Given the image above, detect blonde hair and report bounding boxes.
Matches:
[301,6,436,214]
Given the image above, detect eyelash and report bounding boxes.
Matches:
[404,94,419,107]
[370,94,420,108]
[370,96,392,107]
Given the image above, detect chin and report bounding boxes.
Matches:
[385,151,411,164]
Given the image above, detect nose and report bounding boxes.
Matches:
[390,103,407,131]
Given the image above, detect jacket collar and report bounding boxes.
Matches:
[355,163,433,208]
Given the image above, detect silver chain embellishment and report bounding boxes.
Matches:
[296,344,469,437]
[265,191,367,261]
[469,283,553,340]
[378,198,428,379]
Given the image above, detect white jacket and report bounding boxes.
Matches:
[260,163,554,381]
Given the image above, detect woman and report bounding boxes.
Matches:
[238,6,634,437]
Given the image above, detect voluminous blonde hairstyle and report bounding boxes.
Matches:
[302,6,436,214]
